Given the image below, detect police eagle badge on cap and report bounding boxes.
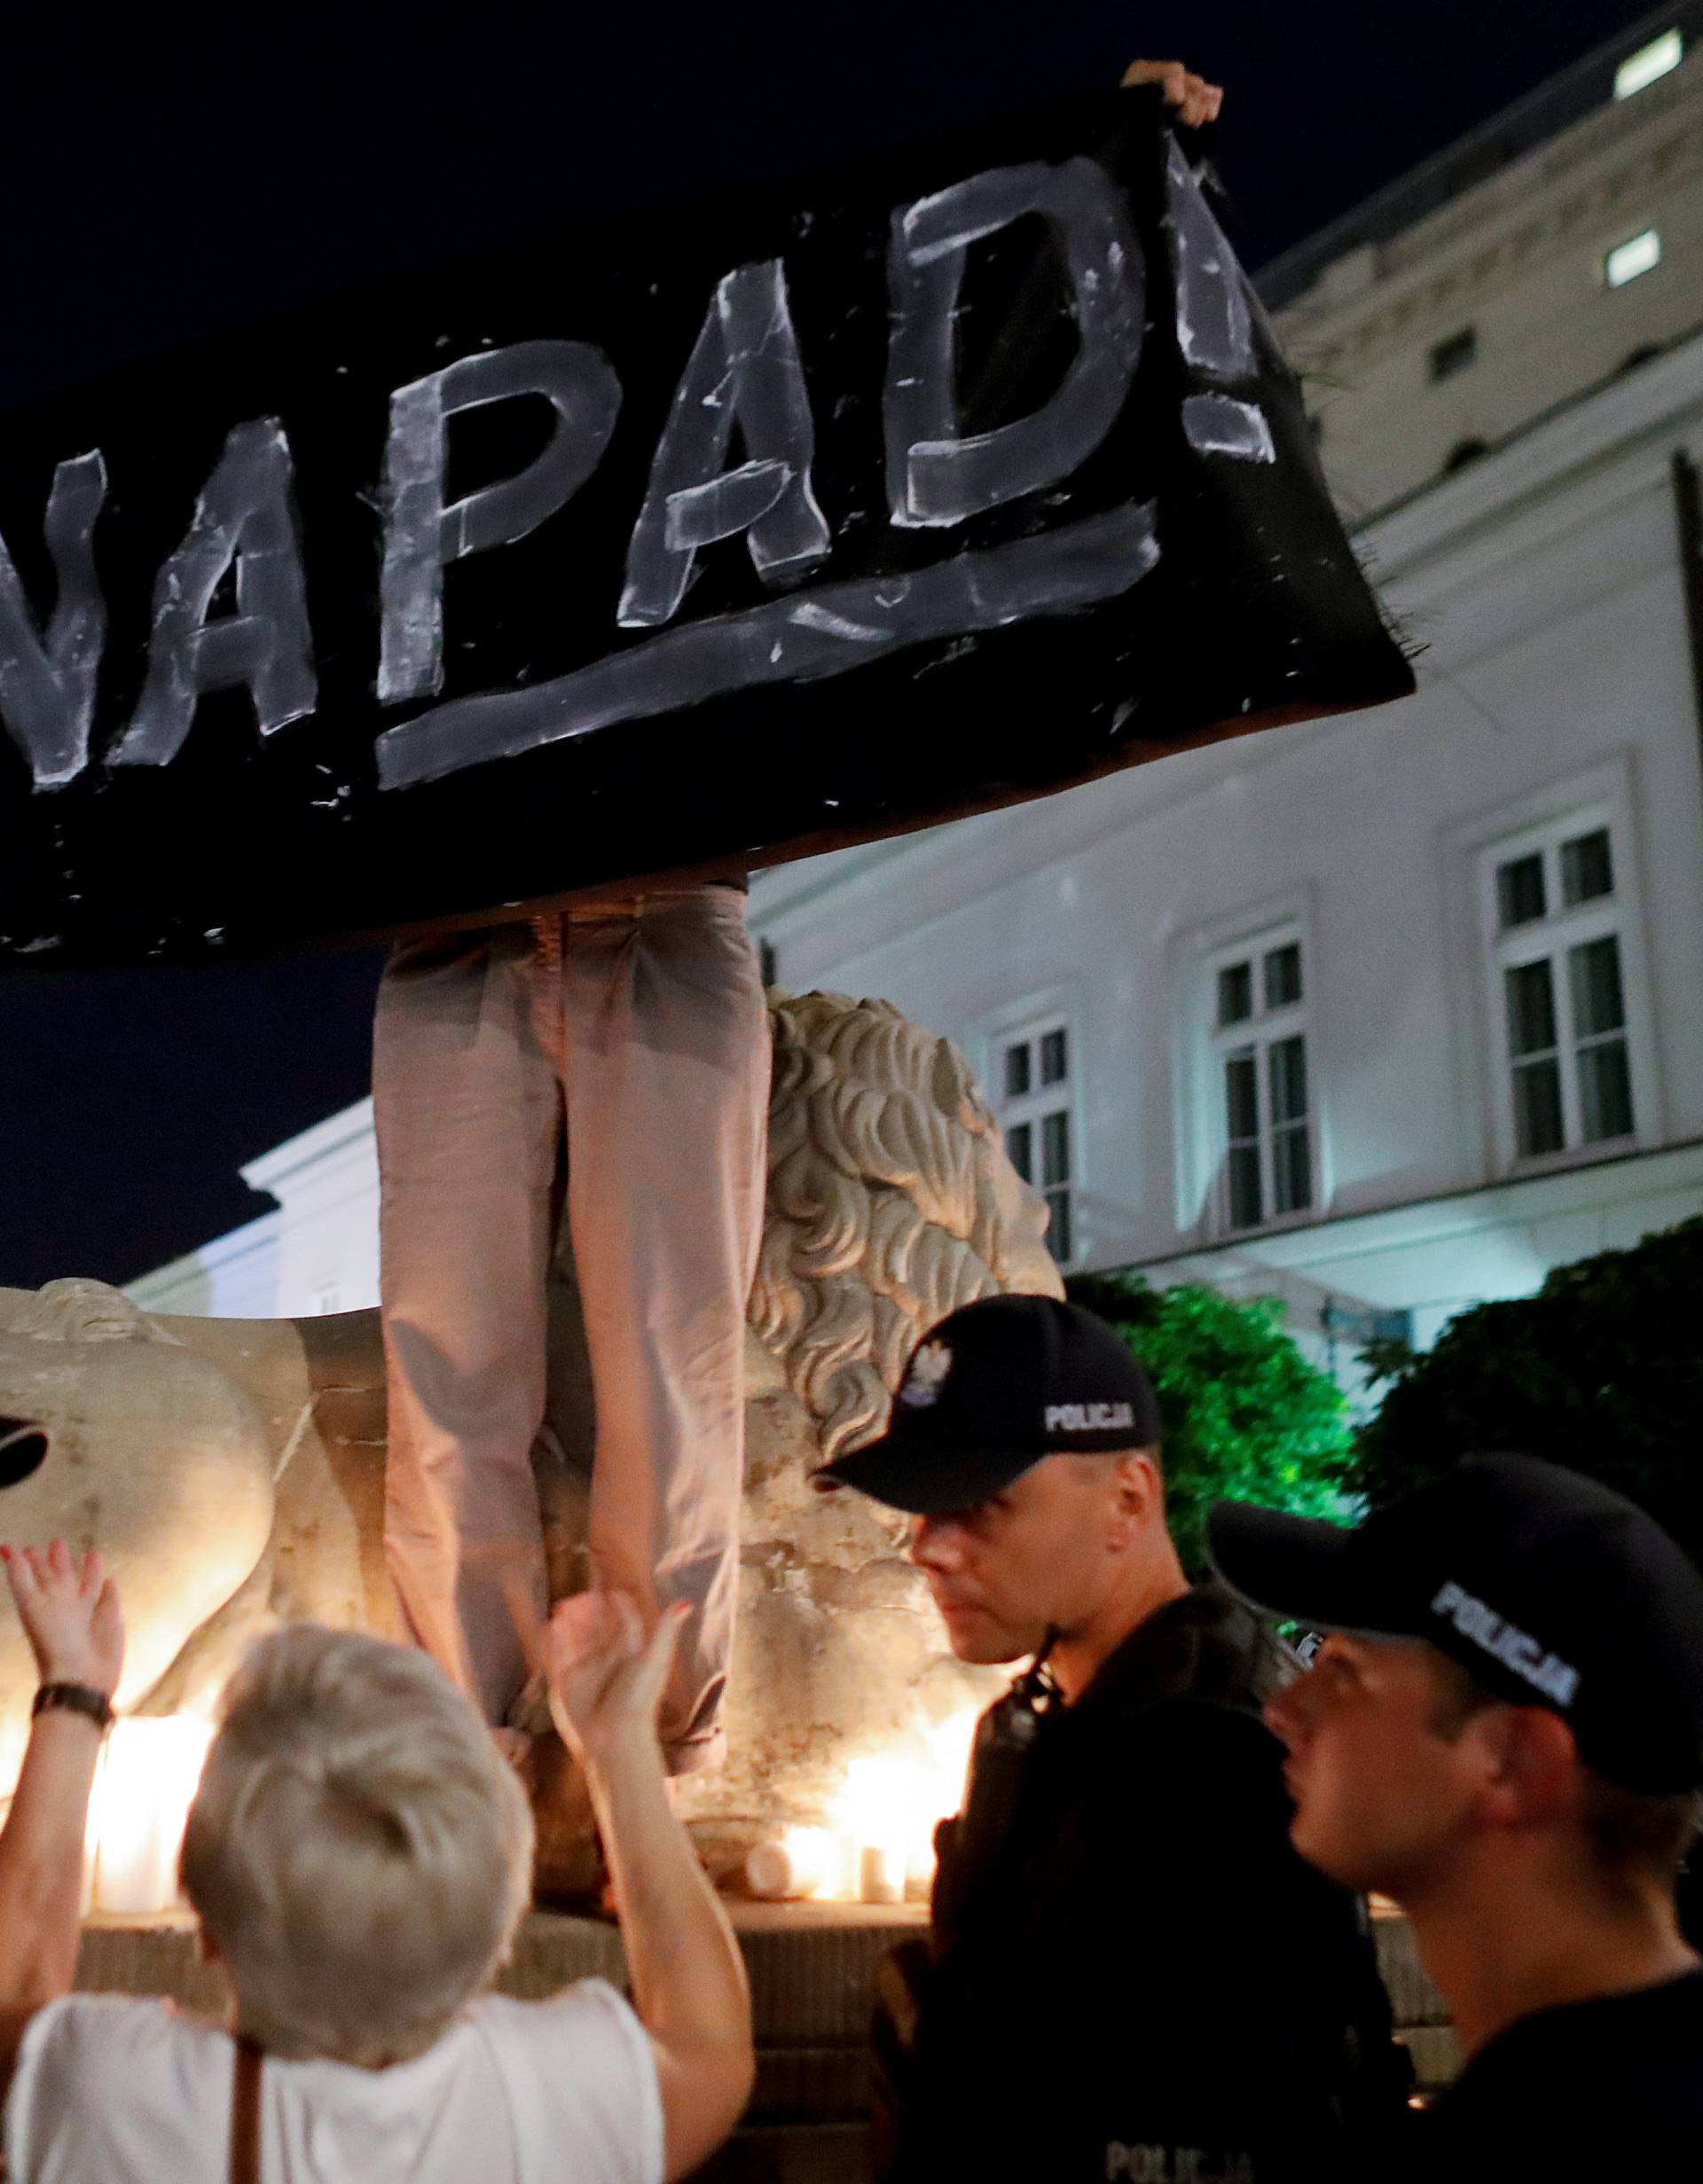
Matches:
[898,1339,953,1408]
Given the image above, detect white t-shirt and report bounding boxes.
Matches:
[4,1980,665,2184]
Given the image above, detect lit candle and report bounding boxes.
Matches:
[745,1827,837,1901]
[90,1718,214,1916]
[817,1705,985,1908]
[859,1842,904,1905]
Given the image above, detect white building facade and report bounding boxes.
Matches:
[129,1101,379,1320]
[131,20,1703,1394]
[750,329,1703,1372]
[1272,5,1703,517]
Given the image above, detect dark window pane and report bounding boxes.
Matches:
[1578,1039,1634,1141]
[1273,1124,1313,1215]
[1227,1146,1263,1229]
[1217,961,1253,1026]
[1496,853,1546,929]
[1046,1188,1073,1264]
[1263,942,1303,1011]
[1041,1108,1071,1188]
[1003,1043,1031,1100]
[1268,1035,1308,1126]
[1504,960,1557,1057]
[1512,1059,1565,1157]
[1007,1121,1032,1182]
[1429,325,1477,380]
[1568,935,1625,1037]
[1224,1050,1260,1140]
[1560,828,1613,905]
[1040,1027,1068,1086]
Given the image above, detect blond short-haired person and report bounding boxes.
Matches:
[0,1539,753,2183]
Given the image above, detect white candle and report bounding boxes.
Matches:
[90,1718,214,1917]
[745,1827,836,1900]
[744,1843,791,1900]
[859,1842,903,1905]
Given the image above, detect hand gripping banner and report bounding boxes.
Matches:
[0,88,1411,964]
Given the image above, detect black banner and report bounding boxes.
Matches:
[0,89,1410,966]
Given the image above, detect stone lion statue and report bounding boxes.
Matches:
[0,990,1059,1850]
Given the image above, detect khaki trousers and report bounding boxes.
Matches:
[374,886,769,1769]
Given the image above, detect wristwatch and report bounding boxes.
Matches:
[32,1682,115,1732]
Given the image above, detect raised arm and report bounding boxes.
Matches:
[545,1593,755,2182]
[0,1539,125,2094]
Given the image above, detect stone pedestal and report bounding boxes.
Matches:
[75,1900,917,2184]
[1370,1901,1459,2093]
[73,1900,1455,2180]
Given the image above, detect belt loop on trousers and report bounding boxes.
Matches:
[530,912,563,968]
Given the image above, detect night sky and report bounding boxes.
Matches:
[0,0,1672,1289]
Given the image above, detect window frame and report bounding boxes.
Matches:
[1203,921,1319,1236]
[1613,30,1683,102]
[1603,228,1661,289]
[1476,799,1654,1174]
[980,993,1084,1271]
[1428,325,1478,383]
[1169,889,1329,1245]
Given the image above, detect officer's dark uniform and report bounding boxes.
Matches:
[876,1579,1411,2182]
[819,1294,1413,2182]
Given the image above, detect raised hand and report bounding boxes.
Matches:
[1121,59,1225,130]
[1,1539,125,1698]
[543,1589,685,1769]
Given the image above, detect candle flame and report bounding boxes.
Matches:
[781,1700,982,1900]
[89,1715,215,1916]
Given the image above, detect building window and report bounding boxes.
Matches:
[1428,326,1477,381]
[997,1017,1075,1263]
[1209,932,1313,1231]
[1614,30,1683,100]
[1605,229,1661,288]
[1485,818,1637,1162]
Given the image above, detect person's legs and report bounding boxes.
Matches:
[560,887,770,1774]
[375,927,562,1724]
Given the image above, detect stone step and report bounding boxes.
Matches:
[1369,1901,1449,2025]
[73,1900,916,2133]
[1399,2022,1464,2091]
[1369,1902,1459,2092]
[752,2043,871,2125]
[691,2122,871,2184]
[74,1895,1460,2170]
[730,1902,928,2048]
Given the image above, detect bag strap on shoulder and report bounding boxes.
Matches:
[229,2035,263,2184]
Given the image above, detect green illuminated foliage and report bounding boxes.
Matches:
[1067,1270,1354,1570]
[1352,1216,1703,1564]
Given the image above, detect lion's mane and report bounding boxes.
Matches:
[749,989,1059,1464]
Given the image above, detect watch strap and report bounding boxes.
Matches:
[32,1681,115,1731]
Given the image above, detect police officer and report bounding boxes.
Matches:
[1212,1454,1703,2176]
[816,1294,1409,2181]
